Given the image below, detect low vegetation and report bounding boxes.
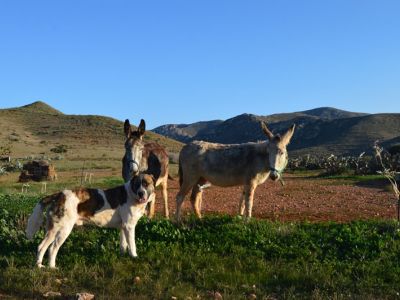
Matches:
[288,144,400,176]
[1,194,400,299]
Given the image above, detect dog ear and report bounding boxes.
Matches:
[124,119,131,138]
[130,174,140,192]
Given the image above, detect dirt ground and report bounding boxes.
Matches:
[154,174,398,222]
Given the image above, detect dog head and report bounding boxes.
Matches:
[130,173,155,204]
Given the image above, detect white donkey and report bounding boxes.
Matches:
[175,122,295,220]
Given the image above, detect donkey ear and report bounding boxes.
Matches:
[260,121,274,140]
[124,119,131,138]
[280,124,296,146]
[138,119,146,136]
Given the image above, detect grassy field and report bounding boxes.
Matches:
[1,193,400,299]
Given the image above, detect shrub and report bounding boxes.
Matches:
[50,144,68,154]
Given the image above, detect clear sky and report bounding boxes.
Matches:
[0,0,399,128]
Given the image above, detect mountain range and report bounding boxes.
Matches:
[152,107,400,156]
[1,102,399,158]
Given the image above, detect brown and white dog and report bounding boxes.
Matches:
[26,174,155,268]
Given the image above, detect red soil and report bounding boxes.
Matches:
[154,174,397,222]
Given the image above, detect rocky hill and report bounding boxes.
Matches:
[0,101,183,161]
[153,107,400,156]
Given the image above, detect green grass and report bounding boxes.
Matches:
[319,174,384,181]
[1,195,400,298]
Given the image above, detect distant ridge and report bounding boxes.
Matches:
[300,107,368,120]
[152,107,400,156]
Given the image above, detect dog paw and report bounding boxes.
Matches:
[36,263,45,269]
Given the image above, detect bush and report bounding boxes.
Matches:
[50,144,68,154]
[389,144,400,156]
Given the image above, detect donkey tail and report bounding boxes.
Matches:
[26,193,60,240]
[178,163,183,187]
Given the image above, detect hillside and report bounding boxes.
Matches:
[153,120,223,143]
[290,113,400,155]
[0,101,183,162]
[152,107,400,156]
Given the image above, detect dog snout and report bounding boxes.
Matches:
[138,191,144,198]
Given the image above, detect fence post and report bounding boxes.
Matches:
[41,182,47,193]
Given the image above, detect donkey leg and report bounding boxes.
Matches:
[161,178,169,219]
[190,186,203,219]
[175,181,195,222]
[148,196,156,219]
[190,178,207,218]
[196,193,203,217]
[244,184,256,219]
[239,190,245,216]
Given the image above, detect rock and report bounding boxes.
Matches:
[248,293,257,299]
[75,292,95,300]
[133,276,141,284]
[43,291,62,298]
[214,291,223,299]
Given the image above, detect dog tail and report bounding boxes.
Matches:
[26,193,60,240]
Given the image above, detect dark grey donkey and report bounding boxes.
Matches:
[122,119,170,218]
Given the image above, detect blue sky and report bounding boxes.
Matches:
[0,0,399,128]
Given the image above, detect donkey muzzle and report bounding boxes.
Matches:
[130,160,140,174]
[269,170,280,181]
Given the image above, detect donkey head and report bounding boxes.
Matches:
[122,119,146,182]
[261,122,295,182]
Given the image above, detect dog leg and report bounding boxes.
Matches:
[123,224,138,258]
[36,229,57,268]
[120,228,128,254]
[48,223,74,268]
